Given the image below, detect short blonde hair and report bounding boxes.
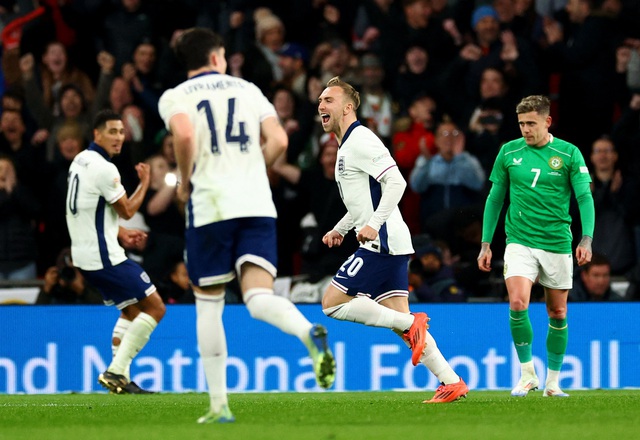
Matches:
[326,76,360,110]
[516,95,550,116]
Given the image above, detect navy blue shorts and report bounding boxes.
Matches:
[185,217,278,287]
[330,248,410,302]
[80,259,156,309]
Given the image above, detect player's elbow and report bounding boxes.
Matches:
[115,203,137,220]
[274,131,288,155]
[118,208,136,221]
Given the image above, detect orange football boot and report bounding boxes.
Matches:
[423,379,469,403]
[405,312,429,366]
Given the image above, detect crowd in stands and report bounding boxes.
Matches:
[0,0,639,303]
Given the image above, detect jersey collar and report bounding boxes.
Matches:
[340,120,361,147]
[88,142,112,162]
[190,71,221,80]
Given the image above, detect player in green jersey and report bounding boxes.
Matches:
[477,95,595,398]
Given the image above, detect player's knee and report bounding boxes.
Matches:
[322,302,347,320]
[547,306,566,319]
[321,295,333,310]
[509,298,528,311]
[244,288,273,320]
[147,293,167,322]
[154,301,167,321]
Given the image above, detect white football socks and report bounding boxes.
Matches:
[323,296,414,331]
[244,288,312,342]
[546,368,560,387]
[419,331,459,385]
[111,317,131,378]
[108,312,157,376]
[195,292,228,412]
[521,360,537,378]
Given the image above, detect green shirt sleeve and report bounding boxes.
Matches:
[574,180,595,238]
[481,182,507,243]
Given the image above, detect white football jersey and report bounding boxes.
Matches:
[336,123,414,255]
[158,72,277,228]
[66,145,128,270]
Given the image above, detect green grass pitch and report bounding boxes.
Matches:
[2,390,639,440]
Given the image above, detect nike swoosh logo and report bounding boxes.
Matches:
[335,275,348,279]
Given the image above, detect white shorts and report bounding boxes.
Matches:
[503,243,573,290]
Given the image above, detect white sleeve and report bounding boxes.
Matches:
[158,88,187,130]
[97,163,126,204]
[333,212,354,237]
[367,166,406,231]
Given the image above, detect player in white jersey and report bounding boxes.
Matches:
[157,28,335,424]
[318,77,468,403]
[66,109,166,394]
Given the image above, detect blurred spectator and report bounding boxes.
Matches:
[1,86,37,137]
[107,76,135,115]
[465,67,521,175]
[358,52,394,145]
[277,42,309,101]
[441,5,541,124]
[611,58,640,174]
[507,0,545,43]
[112,103,147,192]
[542,0,620,154]
[392,0,460,77]
[392,43,442,115]
[310,38,359,86]
[391,93,437,234]
[569,253,624,301]
[610,93,640,257]
[37,121,85,271]
[589,136,637,274]
[121,40,164,135]
[96,0,153,73]
[139,154,184,239]
[352,0,396,54]
[35,248,102,305]
[25,82,91,162]
[156,129,176,168]
[409,243,466,302]
[92,51,133,115]
[19,41,94,122]
[0,108,40,191]
[237,9,285,96]
[0,155,40,281]
[409,120,485,234]
[272,86,312,164]
[159,259,194,304]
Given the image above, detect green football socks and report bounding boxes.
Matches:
[509,309,533,363]
[547,317,568,371]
